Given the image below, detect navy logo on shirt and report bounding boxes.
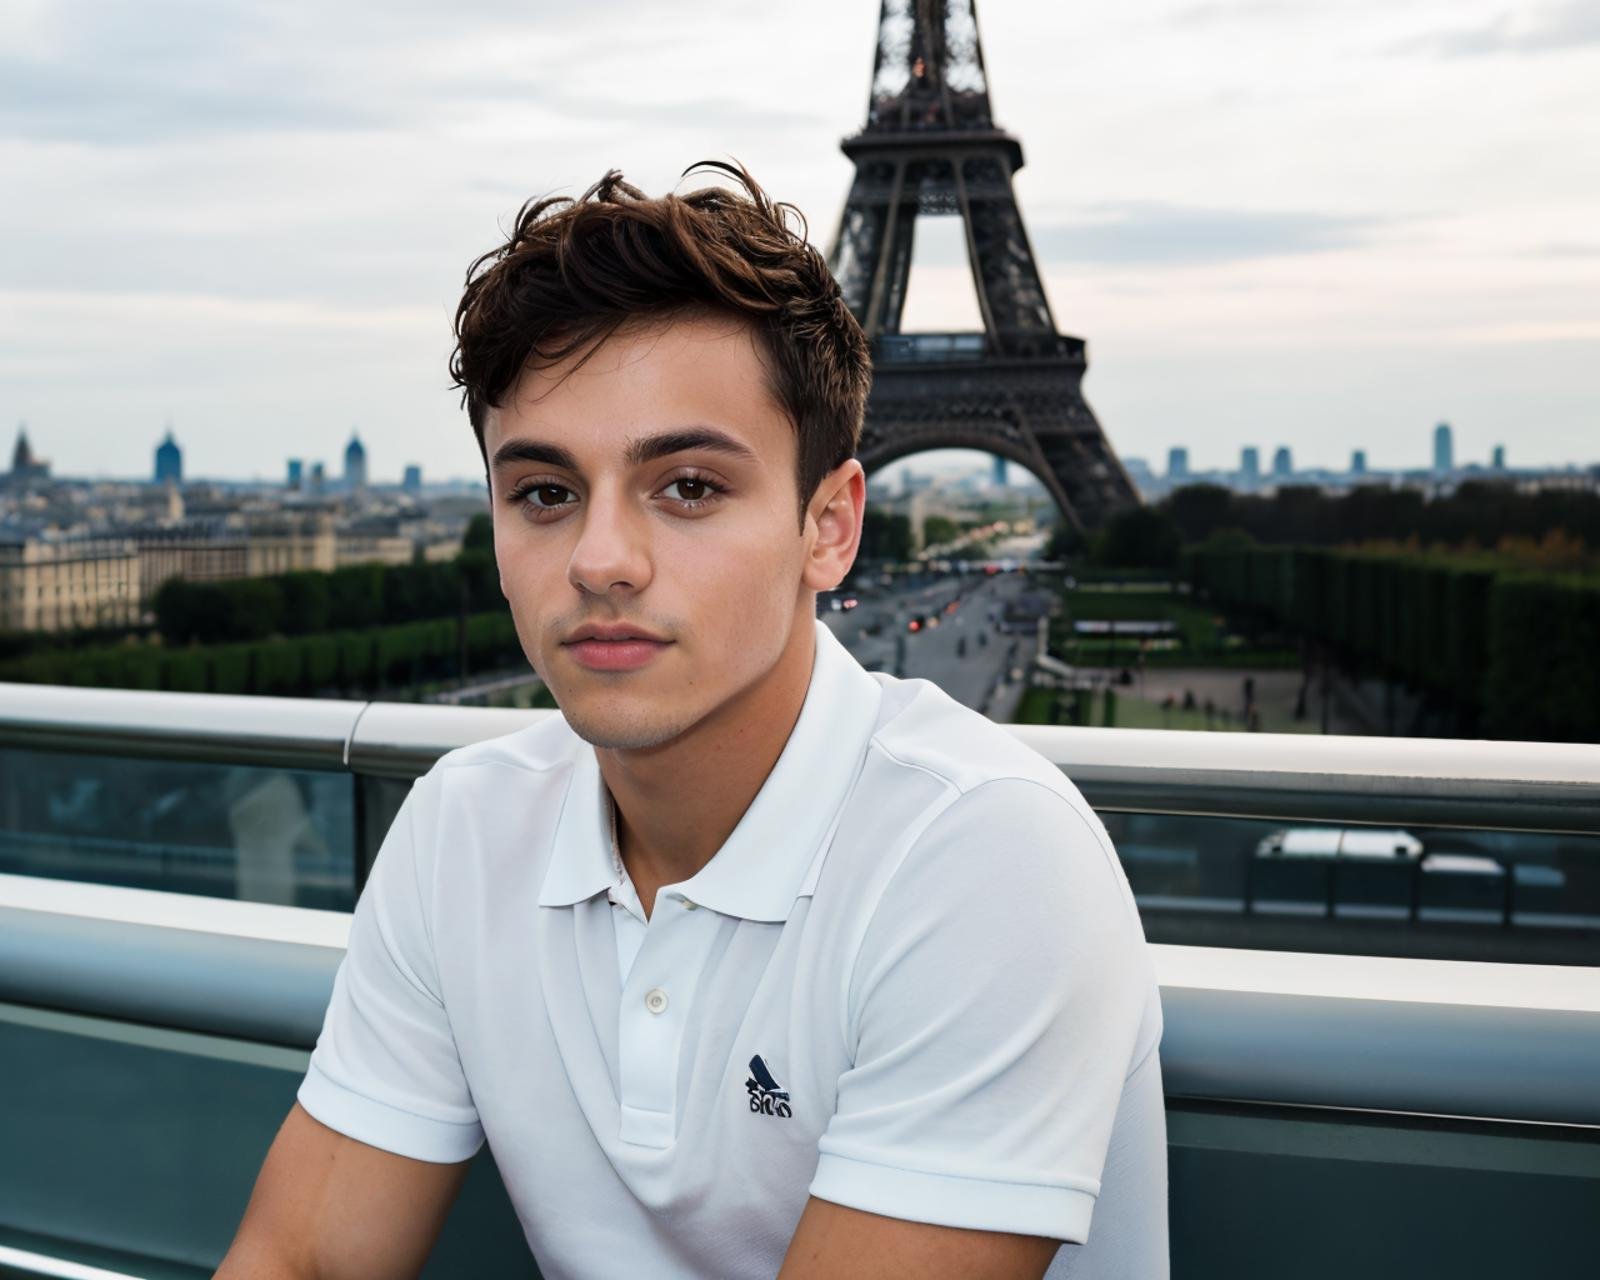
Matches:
[745,1055,793,1118]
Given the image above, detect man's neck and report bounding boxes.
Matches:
[597,615,817,918]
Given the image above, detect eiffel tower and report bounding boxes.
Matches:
[827,0,1139,537]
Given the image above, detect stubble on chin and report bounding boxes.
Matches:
[560,701,697,753]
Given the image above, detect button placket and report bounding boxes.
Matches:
[616,897,718,1149]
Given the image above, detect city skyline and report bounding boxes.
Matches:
[4,0,1598,480]
[6,417,1586,491]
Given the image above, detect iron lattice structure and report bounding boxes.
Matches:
[827,0,1140,536]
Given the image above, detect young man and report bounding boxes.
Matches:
[219,163,1167,1279]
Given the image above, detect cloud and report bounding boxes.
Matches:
[0,0,400,146]
[1025,203,1390,266]
[0,54,388,145]
[1171,1,1303,27]
[1393,2,1600,57]
[0,0,784,146]
[1533,241,1600,258]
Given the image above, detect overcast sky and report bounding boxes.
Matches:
[4,0,1598,485]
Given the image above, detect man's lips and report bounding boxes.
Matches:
[564,626,670,644]
[563,636,671,671]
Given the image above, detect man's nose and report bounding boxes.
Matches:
[567,486,651,596]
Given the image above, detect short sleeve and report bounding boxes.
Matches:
[810,776,1159,1243]
[296,773,485,1163]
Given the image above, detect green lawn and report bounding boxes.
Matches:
[1048,585,1299,669]
[1013,687,1057,725]
[1011,684,1321,733]
[1053,588,1219,649]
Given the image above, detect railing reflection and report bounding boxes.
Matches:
[1108,811,1600,965]
[0,745,357,911]
[2,682,1598,965]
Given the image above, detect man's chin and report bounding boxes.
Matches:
[560,703,695,753]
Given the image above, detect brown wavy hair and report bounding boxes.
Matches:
[449,160,871,531]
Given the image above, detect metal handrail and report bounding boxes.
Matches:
[3,873,1596,1127]
[4,682,1599,833]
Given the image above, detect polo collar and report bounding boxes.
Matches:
[538,618,883,922]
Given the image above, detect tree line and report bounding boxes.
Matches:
[0,611,526,698]
[1184,543,1598,742]
[1064,480,1600,568]
[152,516,499,645]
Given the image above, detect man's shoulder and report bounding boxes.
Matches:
[425,710,584,784]
[385,713,582,896]
[865,673,1083,808]
[811,674,1119,916]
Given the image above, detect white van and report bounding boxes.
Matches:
[1419,853,1504,878]
[1255,828,1424,860]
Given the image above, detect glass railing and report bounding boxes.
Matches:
[3,682,1599,1278]
[4,682,1596,965]
[0,744,357,910]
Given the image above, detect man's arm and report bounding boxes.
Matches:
[215,1102,471,1280]
[786,776,1160,1274]
[780,1198,1058,1280]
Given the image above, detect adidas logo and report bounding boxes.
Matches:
[744,1055,792,1118]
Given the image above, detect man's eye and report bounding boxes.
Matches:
[512,482,574,512]
[665,477,714,503]
[662,473,728,507]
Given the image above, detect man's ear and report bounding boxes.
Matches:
[802,460,866,594]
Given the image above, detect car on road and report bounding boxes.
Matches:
[1254,828,1424,860]
[1420,852,1504,878]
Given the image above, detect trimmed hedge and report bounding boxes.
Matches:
[1484,575,1600,743]
[152,551,501,646]
[1183,544,1599,741]
[0,610,527,700]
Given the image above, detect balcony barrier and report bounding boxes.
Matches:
[2,682,1598,1278]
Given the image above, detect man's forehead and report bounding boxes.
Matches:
[516,309,764,394]
[484,317,792,471]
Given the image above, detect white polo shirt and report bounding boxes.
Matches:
[298,617,1167,1279]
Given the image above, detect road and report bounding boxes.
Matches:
[823,565,1041,719]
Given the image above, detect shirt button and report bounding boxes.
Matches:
[645,988,669,1015]
[682,899,698,911]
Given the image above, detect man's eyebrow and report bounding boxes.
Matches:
[490,428,760,473]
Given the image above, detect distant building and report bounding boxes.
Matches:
[336,533,416,568]
[1271,446,1293,479]
[1120,456,1156,494]
[286,458,303,491]
[0,532,140,632]
[1351,449,1367,476]
[1167,447,1189,480]
[1492,444,1506,470]
[309,461,326,496]
[991,455,1008,488]
[1240,447,1260,484]
[344,432,368,492]
[133,514,337,601]
[402,464,423,494]
[154,430,182,485]
[899,468,933,497]
[1433,422,1454,474]
[7,424,51,486]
